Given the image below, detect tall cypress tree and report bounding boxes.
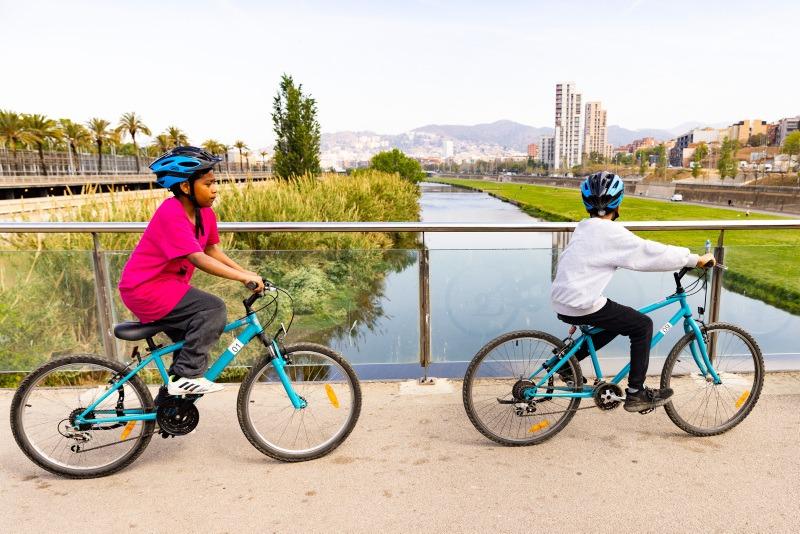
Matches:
[272,74,321,179]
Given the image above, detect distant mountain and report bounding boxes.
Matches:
[413,120,553,151]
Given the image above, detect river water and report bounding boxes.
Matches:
[329,182,800,378]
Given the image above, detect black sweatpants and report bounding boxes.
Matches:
[147,287,227,379]
[557,299,653,390]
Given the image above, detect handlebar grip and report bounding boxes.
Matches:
[701,259,716,269]
[246,281,259,291]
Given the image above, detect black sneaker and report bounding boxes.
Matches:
[624,386,673,413]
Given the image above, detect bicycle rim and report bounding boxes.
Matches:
[13,360,152,474]
[662,324,764,436]
[464,331,581,445]
[240,346,360,459]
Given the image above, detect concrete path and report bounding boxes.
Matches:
[2,373,799,533]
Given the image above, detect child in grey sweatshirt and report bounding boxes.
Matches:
[550,171,714,412]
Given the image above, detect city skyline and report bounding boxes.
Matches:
[1,0,798,150]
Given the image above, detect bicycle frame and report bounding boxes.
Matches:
[75,311,305,426]
[526,291,722,401]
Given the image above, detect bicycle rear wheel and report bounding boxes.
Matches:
[237,343,361,462]
[661,323,764,436]
[10,354,155,478]
[462,330,582,446]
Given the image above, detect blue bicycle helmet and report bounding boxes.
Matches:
[580,171,624,216]
[149,146,222,188]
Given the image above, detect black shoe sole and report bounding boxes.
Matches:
[623,397,671,413]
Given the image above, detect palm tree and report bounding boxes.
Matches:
[58,119,91,174]
[86,118,112,174]
[220,143,231,171]
[24,114,62,176]
[0,110,36,174]
[259,149,268,171]
[201,139,222,155]
[152,134,171,153]
[117,112,151,173]
[166,126,188,148]
[233,140,248,172]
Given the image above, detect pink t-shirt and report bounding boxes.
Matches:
[119,197,220,323]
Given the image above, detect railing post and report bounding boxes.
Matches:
[708,230,725,325]
[707,230,725,363]
[418,232,432,382]
[91,233,118,361]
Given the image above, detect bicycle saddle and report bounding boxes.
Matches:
[113,321,166,341]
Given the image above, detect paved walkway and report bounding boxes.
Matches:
[2,373,799,533]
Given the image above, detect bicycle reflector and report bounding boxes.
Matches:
[325,384,340,408]
[528,420,550,433]
[735,391,750,408]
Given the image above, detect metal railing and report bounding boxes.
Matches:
[2,219,799,374]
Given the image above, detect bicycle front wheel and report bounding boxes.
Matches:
[661,323,764,436]
[463,330,582,446]
[237,343,361,462]
[10,354,155,478]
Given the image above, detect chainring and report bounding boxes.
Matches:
[156,399,200,436]
[592,382,624,411]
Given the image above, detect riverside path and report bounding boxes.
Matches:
[2,374,798,533]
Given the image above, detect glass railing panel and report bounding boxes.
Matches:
[0,250,101,373]
[719,244,800,370]
[105,249,420,378]
[428,247,716,380]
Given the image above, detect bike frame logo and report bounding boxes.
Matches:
[227,338,245,355]
[659,322,673,336]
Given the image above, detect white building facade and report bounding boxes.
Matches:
[553,82,584,171]
[583,101,610,160]
[538,135,555,168]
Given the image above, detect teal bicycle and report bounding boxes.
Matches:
[463,264,764,445]
[10,280,362,478]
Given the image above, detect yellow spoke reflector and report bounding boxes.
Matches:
[120,421,137,440]
[325,384,340,408]
[735,390,750,409]
[528,420,550,433]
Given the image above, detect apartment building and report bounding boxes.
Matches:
[583,101,610,160]
[728,119,768,145]
[527,143,539,158]
[777,116,800,146]
[669,128,721,167]
[553,82,583,170]
[539,135,555,167]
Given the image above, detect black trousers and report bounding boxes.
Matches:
[147,287,227,378]
[557,299,653,390]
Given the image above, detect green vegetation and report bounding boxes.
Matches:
[365,149,425,182]
[717,138,740,180]
[272,74,321,179]
[0,172,420,376]
[117,112,151,173]
[436,178,800,315]
[691,143,709,178]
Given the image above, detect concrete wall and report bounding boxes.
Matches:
[674,183,800,214]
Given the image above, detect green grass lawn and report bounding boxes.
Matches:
[437,178,800,315]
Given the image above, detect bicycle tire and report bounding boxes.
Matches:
[10,354,155,479]
[463,330,583,446]
[237,343,361,462]
[661,322,764,436]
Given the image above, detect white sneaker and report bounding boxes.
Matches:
[167,376,224,396]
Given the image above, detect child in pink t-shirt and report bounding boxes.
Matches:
[119,146,263,396]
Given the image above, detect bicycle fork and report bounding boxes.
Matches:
[268,339,307,409]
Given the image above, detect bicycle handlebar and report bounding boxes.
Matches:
[243,278,276,309]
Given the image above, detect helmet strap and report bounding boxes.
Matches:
[188,179,204,238]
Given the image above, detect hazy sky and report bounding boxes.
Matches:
[1,0,797,150]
